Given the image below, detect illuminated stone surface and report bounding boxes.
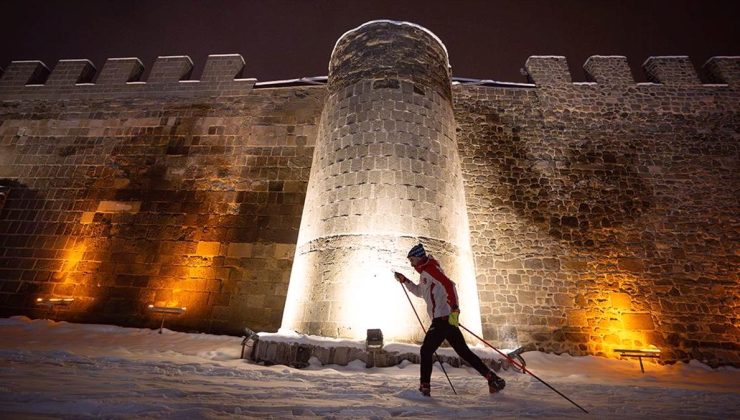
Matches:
[0,25,738,366]
[281,21,482,342]
[455,56,739,365]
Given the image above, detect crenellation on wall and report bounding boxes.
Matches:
[583,56,634,86]
[97,57,145,84]
[0,55,257,100]
[0,61,50,87]
[201,54,245,82]
[522,55,738,90]
[2,54,734,102]
[524,56,572,86]
[702,56,740,86]
[47,59,96,86]
[642,56,701,85]
[148,55,194,83]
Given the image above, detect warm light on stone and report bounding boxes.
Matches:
[0,21,737,366]
[281,21,482,342]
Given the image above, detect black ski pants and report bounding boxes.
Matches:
[420,317,490,383]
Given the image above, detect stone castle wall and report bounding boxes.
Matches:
[282,21,481,342]
[0,55,325,334]
[456,56,739,366]
[0,34,738,365]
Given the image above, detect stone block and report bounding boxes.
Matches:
[313,346,331,364]
[495,259,523,269]
[264,342,278,362]
[524,56,572,86]
[227,242,253,258]
[79,212,95,224]
[610,292,632,310]
[642,56,700,85]
[96,58,144,84]
[583,55,634,86]
[542,258,561,270]
[567,310,589,327]
[274,243,295,259]
[702,56,740,86]
[524,258,543,269]
[196,241,221,256]
[518,290,535,304]
[553,293,572,307]
[47,59,96,86]
[201,54,245,82]
[96,201,141,213]
[0,60,50,86]
[113,178,131,189]
[618,258,644,272]
[623,313,655,330]
[148,56,193,83]
[331,346,350,365]
[160,241,198,256]
[564,332,589,343]
[252,243,276,258]
[561,258,588,271]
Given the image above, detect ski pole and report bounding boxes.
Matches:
[459,323,588,414]
[399,280,457,395]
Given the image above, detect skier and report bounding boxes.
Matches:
[394,243,506,397]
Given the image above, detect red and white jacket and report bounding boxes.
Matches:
[403,257,459,320]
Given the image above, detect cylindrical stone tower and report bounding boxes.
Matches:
[281,20,482,342]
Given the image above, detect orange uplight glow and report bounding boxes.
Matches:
[60,242,86,276]
[41,241,89,311]
[586,286,658,358]
[605,322,649,351]
[145,243,219,312]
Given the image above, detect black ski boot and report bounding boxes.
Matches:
[419,382,431,397]
[485,371,506,393]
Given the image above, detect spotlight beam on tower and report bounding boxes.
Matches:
[281,20,483,342]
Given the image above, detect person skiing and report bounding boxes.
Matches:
[394,243,506,397]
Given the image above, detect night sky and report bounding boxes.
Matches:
[1,0,738,83]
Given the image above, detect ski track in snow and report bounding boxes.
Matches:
[0,316,738,419]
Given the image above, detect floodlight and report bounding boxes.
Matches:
[366,328,384,350]
[147,304,187,334]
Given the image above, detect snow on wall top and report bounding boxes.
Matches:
[524,55,739,86]
[332,20,451,69]
[0,52,737,101]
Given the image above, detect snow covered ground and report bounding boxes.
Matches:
[0,316,738,419]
